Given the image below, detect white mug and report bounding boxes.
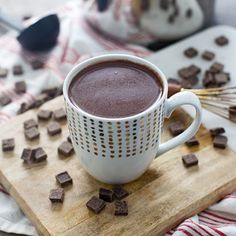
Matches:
[63,54,202,184]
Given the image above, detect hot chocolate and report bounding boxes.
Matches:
[68,60,163,118]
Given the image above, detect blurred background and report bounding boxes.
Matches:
[0,0,236,47]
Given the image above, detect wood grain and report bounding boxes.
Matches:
[1,96,236,236]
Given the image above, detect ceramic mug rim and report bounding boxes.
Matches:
[63,54,168,122]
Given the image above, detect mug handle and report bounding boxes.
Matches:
[156,91,202,157]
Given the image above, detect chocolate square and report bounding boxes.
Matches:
[2,138,15,152]
[202,51,215,61]
[185,136,199,147]
[0,96,11,106]
[210,127,225,136]
[21,148,33,162]
[213,135,228,149]
[24,127,40,140]
[47,121,62,136]
[53,108,67,121]
[37,110,52,121]
[24,118,38,130]
[13,65,23,75]
[49,188,64,203]
[99,188,114,202]
[113,186,129,200]
[169,121,184,136]
[32,147,47,162]
[215,36,229,46]
[15,81,26,94]
[114,200,128,216]
[209,62,224,73]
[0,67,8,78]
[203,71,215,88]
[178,65,201,80]
[215,73,229,86]
[58,141,74,157]
[182,154,198,167]
[86,196,106,214]
[184,47,198,58]
[56,171,73,187]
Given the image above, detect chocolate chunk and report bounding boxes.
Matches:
[168,14,175,24]
[113,186,129,200]
[24,118,38,130]
[178,65,201,80]
[209,62,224,73]
[67,135,72,143]
[56,171,73,187]
[184,47,198,58]
[54,108,67,121]
[86,196,106,214]
[169,121,184,136]
[99,188,114,202]
[49,188,64,203]
[0,95,11,106]
[168,78,181,85]
[160,0,169,10]
[185,136,199,147]
[47,121,62,136]
[0,67,8,78]
[20,148,33,163]
[15,81,26,94]
[34,94,49,108]
[2,138,15,152]
[213,135,228,149]
[13,65,23,75]
[37,110,52,121]
[186,8,192,18]
[215,36,229,46]
[203,71,215,88]
[229,106,236,122]
[24,127,40,140]
[210,127,225,136]
[114,200,128,216]
[58,141,74,157]
[182,154,198,167]
[202,51,215,61]
[215,73,229,86]
[32,147,47,162]
[31,60,44,70]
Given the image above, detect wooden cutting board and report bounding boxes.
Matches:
[1,96,236,236]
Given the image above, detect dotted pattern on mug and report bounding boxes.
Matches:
[65,99,165,159]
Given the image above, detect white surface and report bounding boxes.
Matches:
[147,25,236,152]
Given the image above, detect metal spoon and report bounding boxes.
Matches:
[0,10,60,51]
